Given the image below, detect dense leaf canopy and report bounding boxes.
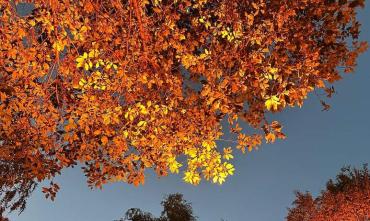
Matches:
[287,165,370,221]
[0,0,367,216]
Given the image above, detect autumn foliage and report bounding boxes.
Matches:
[287,165,370,221]
[0,0,367,216]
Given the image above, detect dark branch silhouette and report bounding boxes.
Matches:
[0,159,37,220]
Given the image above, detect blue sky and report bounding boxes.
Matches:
[8,4,370,221]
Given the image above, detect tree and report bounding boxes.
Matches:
[0,159,37,219]
[122,208,158,221]
[0,0,367,216]
[160,193,196,221]
[287,165,370,221]
[119,193,196,221]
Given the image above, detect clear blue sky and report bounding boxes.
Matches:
[9,4,370,221]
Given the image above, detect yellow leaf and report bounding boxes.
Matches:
[163,107,168,115]
[218,177,225,184]
[224,163,235,175]
[76,53,88,68]
[123,130,129,138]
[139,105,148,115]
[84,63,89,71]
[265,96,280,111]
[147,100,152,107]
[223,147,234,160]
[202,140,215,151]
[52,41,65,52]
[185,148,197,158]
[179,34,186,40]
[168,157,182,174]
[183,171,200,185]
[205,21,211,29]
[29,20,36,27]
[212,176,218,183]
[137,121,147,127]
[221,30,228,38]
[88,49,99,58]
[79,78,87,86]
[102,115,110,125]
[268,67,279,74]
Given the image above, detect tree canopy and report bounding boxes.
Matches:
[287,165,370,221]
[119,193,196,221]
[0,0,367,217]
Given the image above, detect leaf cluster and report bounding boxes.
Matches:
[287,165,370,221]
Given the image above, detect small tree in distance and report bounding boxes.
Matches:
[119,193,197,221]
[287,165,370,221]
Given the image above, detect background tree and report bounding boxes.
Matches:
[287,165,370,221]
[0,0,367,216]
[0,159,37,219]
[160,193,196,221]
[120,193,196,221]
[122,208,157,221]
